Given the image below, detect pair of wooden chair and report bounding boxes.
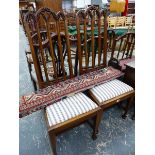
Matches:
[23,6,135,155]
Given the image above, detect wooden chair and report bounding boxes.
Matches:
[24,7,102,155]
[125,16,133,27]
[76,6,135,121]
[116,16,125,28]
[25,32,68,90]
[108,32,135,71]
[108,16,117,28]
[76,6,108,73]
[19,3,35,33]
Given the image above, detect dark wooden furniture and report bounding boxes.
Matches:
[122,60,135,119]
[24,9,74,89]
[108,32,135,71]
[22,6,135,155]
[19,2,36,33]
[124,60,135,88]
[25,32,68,91]
[24,7,103,155]
[75,6,135,120]
[44,96,102,155]
[76,6,108,74]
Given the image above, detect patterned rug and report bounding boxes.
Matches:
[19,66,124,118]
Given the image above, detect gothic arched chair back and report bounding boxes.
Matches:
[76,6,108,75]
[24,8,74,89]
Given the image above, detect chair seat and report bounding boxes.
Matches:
[46,92,98,126]
[90,79,133,103]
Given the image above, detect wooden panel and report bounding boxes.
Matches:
[36,0,62,12]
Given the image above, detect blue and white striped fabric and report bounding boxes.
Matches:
[90,79,133,103]
[46,92,98,126]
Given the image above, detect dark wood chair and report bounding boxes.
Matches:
[76,6,135,120]
[19,3,35,33]
[24,7,102,155]
[25,32,68,91]
[108,32,135,71]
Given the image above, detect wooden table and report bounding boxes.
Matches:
[123,60,135,120]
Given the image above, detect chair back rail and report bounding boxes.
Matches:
[76,6,108,75]
[111,32,135,60]
[107,29,116,52]
[24,8,74,89]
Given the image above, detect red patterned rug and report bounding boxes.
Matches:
[19,66,124,118]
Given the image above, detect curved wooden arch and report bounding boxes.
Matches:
[36,7,57,22]
[56,11,66,20]
[76,9,86,19]
[85,5,100,19]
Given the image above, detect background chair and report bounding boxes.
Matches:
[108,32,135,71]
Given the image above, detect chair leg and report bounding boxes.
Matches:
[92,110,102,140]
[49,132,57,155]
[122,96,134,119]
[32,79,37,91]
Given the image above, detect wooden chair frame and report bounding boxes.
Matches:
[23,6,135,155]
[108,32,135,71]
[44,105,102,155]
[76,6,135,119]
[24,8,74,89]
[88,88,135,119]
[24,7,103,155]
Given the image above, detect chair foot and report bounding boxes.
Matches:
[92,110,102,140]
[122,96,134,118]
[92,133,97,140]
[122,114,127,119]
[49,132,57,155]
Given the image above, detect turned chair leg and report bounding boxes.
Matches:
[92,110,102,140]
[49,132,57,155]
[122,96,134,119]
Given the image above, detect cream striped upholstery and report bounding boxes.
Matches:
[46,92,98,126]
[90,79,133,103]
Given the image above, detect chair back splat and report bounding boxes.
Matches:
[24,8,74,89]
[76,6,108,75]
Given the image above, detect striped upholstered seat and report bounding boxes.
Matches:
[46,92,98,126]
[90,79,133,103]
